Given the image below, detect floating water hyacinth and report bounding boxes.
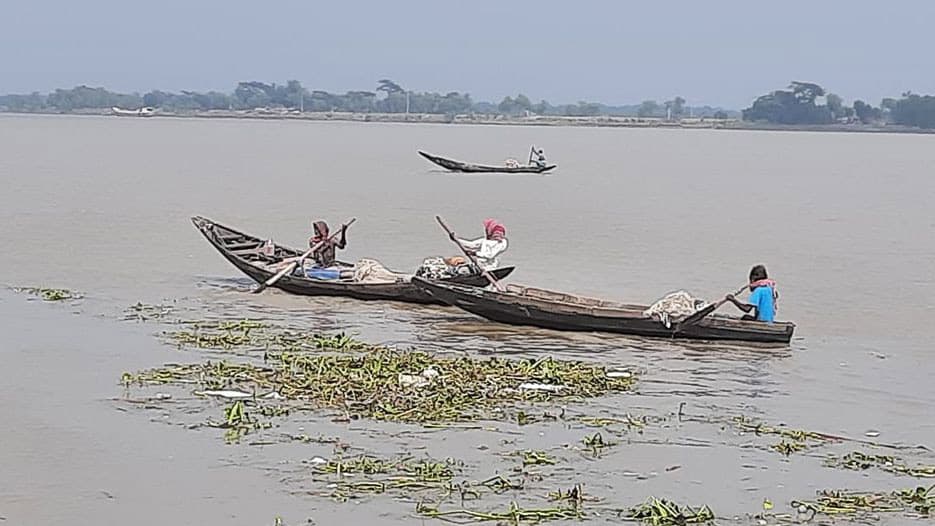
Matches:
[123,345,636,424]
[627,497,715,525]
[14,286,82,301]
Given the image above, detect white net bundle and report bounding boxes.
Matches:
[643,291,708,328]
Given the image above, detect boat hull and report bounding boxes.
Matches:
[412,278,795,344]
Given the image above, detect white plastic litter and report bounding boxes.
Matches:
[194,389,252,399]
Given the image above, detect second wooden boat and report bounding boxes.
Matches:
[412,278,795,344]
[418,150,557,174]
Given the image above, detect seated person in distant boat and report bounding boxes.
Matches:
[308,220,346,267]
[446,219,508,271]
[530,147,547,167]
[724,264,779,322]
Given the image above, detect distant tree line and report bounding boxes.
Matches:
[5,78,934,128]
[743,80,935,129]
[0,78,733,119]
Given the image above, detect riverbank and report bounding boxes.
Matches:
[3,108,932,134]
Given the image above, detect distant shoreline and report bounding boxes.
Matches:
[3,108,933,135]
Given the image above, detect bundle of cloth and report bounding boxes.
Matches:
[352,258,404,284]
[414,257,477,280]
[643,290,708,329]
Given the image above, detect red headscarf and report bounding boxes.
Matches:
[483,219,506,241]
[311,221,330,244]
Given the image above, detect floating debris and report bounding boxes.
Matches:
[416,500,583,524]
[313,455,456,481]
[123,348,636,424]
[479,475,525,493]
[827,451,935,478]
[204,400,273,444]
[548,484,595,506]
[165,318,368,353]
[515,450,556,467]
[124,301,176,321]
[582,432,615,457]
[14,286,82,301]
[792,484,934,517]
[734,416,832,444]
[771,439,808,456]
[627,497,715,525]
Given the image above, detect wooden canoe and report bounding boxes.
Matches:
[412,278,795,344]
[192,216,515,304]
[418,151,557,174]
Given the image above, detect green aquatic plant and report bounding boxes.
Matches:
[771,439,808,456]
[792,484,934,517]
[203,400,273,444]
[15,286,81,301]
[828,451,935,478]
[124,301,175,321]
[516,450,556,466]
[312,332,367,351]
[123,348,636,424]
[627,497,715,525]
[547,484,586,506]
[479,475,524,493]
[164,319,372,353]
[582,431,616,457]
[734,416,830,443]
[416,500,583,524]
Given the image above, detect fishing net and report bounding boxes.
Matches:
[353,259,403,283]
[643,291,708,328]
[414,257,476,280]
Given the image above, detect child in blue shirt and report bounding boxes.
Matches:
[726,265,778,323]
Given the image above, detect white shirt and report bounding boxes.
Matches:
[458,237,508,270]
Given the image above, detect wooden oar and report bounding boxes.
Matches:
[252,218,356,294]
[435,215,507,292]
[676,284,749,329]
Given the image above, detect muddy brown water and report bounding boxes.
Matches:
[1,114,933,525]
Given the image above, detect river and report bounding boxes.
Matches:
[1,114,933,525]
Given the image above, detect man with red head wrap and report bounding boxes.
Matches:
[448,218,509,270]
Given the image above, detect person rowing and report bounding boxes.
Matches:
[446,219,508,271]
[724,264,779,322]
[305,220,347,268]
[529,146,547,168]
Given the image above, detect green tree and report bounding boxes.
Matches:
[891,94,935,129]
[825,93,844,120]
[743,81,832,124]
[376,79,403,95]
[665,96,686,119]
[853,100,883,124]
[790,81,825,105]
[637,100,659,117]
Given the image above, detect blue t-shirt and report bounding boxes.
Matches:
[749,286,776,322]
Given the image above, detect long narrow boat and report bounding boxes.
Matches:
[192,216,515,304]
[418,151,557,174]
[412,278,795,344]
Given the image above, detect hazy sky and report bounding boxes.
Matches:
[3,0,934,108]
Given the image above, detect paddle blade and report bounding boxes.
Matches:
[678,302,718,328]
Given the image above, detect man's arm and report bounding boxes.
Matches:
[725,294,755,314]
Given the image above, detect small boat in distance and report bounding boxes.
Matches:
[418,151,557,174]
[112,106,155,117]
[191,216,515,304]
[412,278,795,344]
